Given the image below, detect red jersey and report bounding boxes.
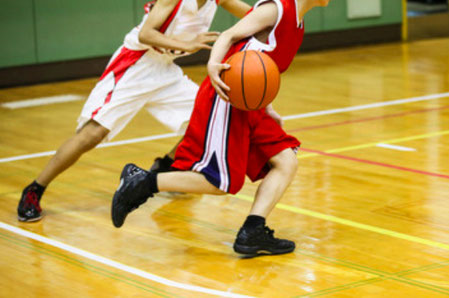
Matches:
[172,0,303,194]
[225,0,305,73]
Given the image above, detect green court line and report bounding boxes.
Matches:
[396,260,449,276]
[290,256,449,298]
[5,194,446,297]
[235,194,449,251]
[152,202,449,296]
[296,249,449,296]
[233,194,449,296]
[0,232,178,298]
[293,277,385,297]
[388,276,449,295]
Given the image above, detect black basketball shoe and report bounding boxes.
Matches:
[149,155,174,173]
[111,164,154,228]
[17,183,44,222]
[233,225,295,255]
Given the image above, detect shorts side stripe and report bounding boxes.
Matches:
[91,47,147,119]
[192,94,220,172]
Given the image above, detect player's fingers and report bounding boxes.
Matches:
[212,79,229,101]
[204,31,220,37]
[215,76,230,92]
[199,44,213,50]
[203,36,219,43]
[217,88,229,101]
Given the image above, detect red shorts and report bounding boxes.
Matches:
[172,77,300,194]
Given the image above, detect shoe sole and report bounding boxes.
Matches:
[18,214,42,222]
[233,244,295,255]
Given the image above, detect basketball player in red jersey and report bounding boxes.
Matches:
[112,0,330,255]
[17,0,252,222]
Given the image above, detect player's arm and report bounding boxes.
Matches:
[138,0,219,53]
[219,0,252,19]
[207,2,278,100]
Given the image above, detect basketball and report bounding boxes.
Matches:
[220,50,280,111]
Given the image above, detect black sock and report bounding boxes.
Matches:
[146,172,159,194]
[31,181,46,197]
[162,154,174,167]
[242,215,266,230]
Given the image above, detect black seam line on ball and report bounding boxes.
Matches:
[241,51,251,110]
[254,51,267,110]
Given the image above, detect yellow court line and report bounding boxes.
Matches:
[298,130,449,159]
[235,194,449,251]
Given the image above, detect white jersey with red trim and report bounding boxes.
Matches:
[124,0,218,60]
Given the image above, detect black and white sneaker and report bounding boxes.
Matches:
[233,225,295,255]
[111,164,154,228]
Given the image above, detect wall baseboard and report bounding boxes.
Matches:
[0,24,401,88]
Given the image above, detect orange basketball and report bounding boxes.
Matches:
[220,50,280,111]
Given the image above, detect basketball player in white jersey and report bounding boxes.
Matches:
[17,0,252,222]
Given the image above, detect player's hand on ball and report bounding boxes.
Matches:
[266,104,283,127]
[208,62,231,101]
[187,32,220,53]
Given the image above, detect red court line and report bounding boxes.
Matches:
[286,105,449,133]
[300,148,449,180]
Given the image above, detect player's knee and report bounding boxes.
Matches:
[77,121,108,149]
[271,148,298,178]
[211,188,227,196]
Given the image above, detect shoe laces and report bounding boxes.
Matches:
[129,165,146,177]
[24,189,42,212]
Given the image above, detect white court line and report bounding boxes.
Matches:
[376,143,417,152]
[282,92,449,120]
[0,132,179,163]
[1,92,448,163]
[0,222,254,298]
[1,94,84,109]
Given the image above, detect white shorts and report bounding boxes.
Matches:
[77,46,198,141]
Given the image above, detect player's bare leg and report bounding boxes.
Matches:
[157,171,225,195]
[17,120,109,222]
[37,120,109,186]
[234,148,298,255]
[249,148,298,217]
[111,148,298,255]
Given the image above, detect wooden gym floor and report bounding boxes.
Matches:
[0,37,449,297]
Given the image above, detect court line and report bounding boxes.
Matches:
[376,143,416,151]
[297,130,449,159]
[0,222,254,298]
[397,260,449,276]
[234,194,449,251]
[1,92,448,163]
[297,259,449,297]
[294,278,386,297]
[0,232,176,298]
[282,92,449,121]
[156,204,449,295]
[301,148,449,180]
[0,132,178,163]
[44,198,449,296]
[287,104,449,133]
[1,94,84,109]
